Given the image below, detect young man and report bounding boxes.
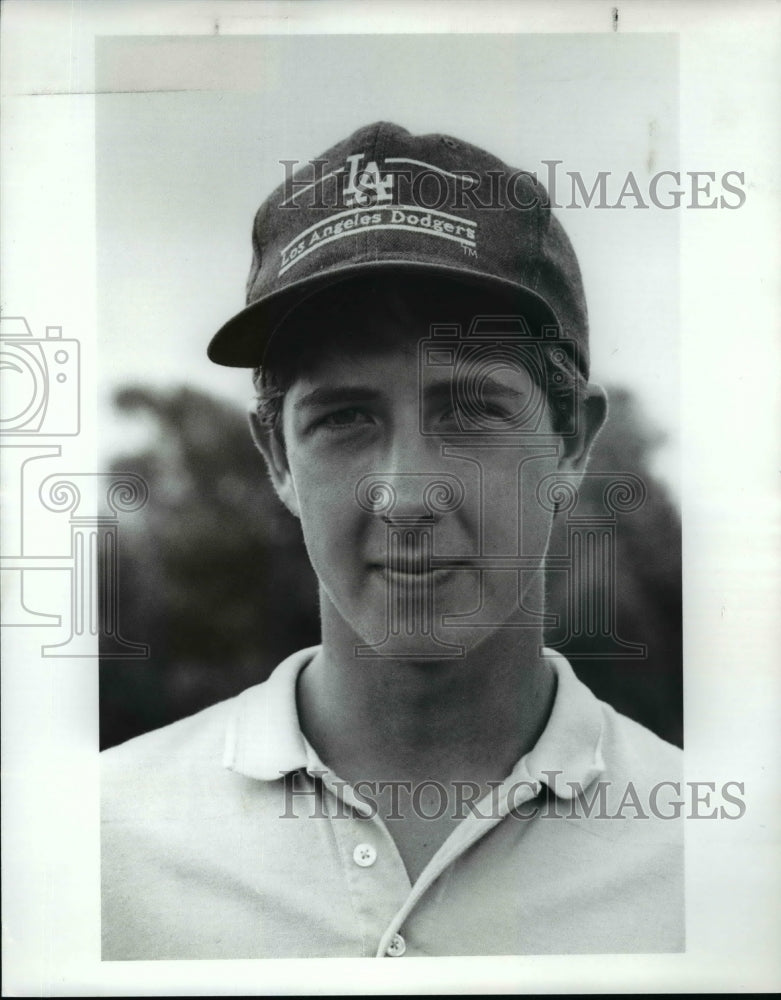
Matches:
[102,122,683,959]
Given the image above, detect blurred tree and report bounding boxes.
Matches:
[100,383,681,749]
[100,385,319,748]
[544,387,683,747]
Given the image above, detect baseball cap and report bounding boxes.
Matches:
[207,121,589,376]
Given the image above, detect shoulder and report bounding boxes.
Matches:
[567,699,684,842]
[542,647,682,791]
[101,694,240,823]
[102,693,237,767]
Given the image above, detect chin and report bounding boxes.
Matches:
[347,612,506,663]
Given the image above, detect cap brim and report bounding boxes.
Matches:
[207,260,561,367]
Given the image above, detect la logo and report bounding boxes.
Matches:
[343,152,394,206]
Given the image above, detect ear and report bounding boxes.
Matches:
[557,383,608,479]
[248,409,301,518]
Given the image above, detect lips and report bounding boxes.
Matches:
[387,554,430,574]
[370,546,432,574]
[369,534,475,577]
[369,556,473,578]
[371,561,434,579]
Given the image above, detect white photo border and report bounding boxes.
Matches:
[2,0,779,994]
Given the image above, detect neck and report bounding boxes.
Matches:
[296,587,556,788]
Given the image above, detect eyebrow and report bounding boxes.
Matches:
[425,374,532,401]
[293,387,382,412]
[293,375,531,412]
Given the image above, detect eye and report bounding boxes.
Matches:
[432,400,512,429]
[427,402,458,431]
[477,402,513,420]
[319,407,373,430]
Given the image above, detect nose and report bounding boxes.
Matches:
[355,471,465,524]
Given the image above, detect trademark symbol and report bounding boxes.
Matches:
[462,246,477,257]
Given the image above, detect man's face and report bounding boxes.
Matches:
[259,301,595,659]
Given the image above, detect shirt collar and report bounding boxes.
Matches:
[223,645,605,795]
[522,648,605,798]
[222,646,317,780]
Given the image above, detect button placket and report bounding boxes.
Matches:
[312,763,412,956]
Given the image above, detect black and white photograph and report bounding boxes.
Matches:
[2,1,779,994]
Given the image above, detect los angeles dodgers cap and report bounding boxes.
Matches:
[207,121,590,376]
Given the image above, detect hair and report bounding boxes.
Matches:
[252,272,587,440]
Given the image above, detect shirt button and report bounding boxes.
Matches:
[386,932,406,957]
[352,843,377,867]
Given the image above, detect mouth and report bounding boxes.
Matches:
[378,564,437,579]
[369,558,472,584]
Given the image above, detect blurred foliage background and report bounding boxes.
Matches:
[100,383,682,750]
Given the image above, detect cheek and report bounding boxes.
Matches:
[286,432,376,527]
[518,460,559,552]
[287,459,363,573]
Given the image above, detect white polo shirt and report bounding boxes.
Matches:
[101,646,684,959]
